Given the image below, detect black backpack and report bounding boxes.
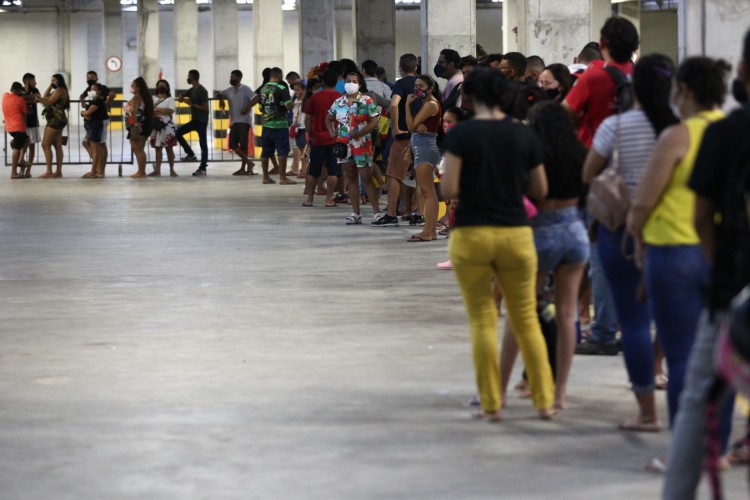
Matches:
[604,65,634,113]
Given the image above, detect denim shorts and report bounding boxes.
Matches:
[84,120,104,143]
[532,206,590,273]
[261,127,291,158]
[411,132,440,168]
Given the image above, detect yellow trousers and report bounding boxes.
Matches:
[450,225,555,411]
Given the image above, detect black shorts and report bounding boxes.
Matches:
[308,144,342,177]
[229,122,250,151]
[9,131,28,150]
[84,120,104,143]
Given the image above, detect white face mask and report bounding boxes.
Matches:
[87,90,98,100]
[344,82,359,95]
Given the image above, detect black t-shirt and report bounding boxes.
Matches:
[689,107,750,310]
[187,85,209,123]
[444,118,544,227]
[24,87,40,127]
[86,97,107,121]
[392,76,419,140]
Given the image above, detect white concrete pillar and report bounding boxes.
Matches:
[509,0,612,65]
[503,0,520,54]
[137,0,160,85]
[679,0,750,61]
[254,0,284,85]
[299,0,334,76]
[353,0,395,72]
[174,0,198,86]
[421,0,476,80]
[103,0,124,88]
[213,0,239,91]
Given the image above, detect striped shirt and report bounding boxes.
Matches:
[592,109,657,196]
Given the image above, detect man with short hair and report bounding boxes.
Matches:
[258,67,296,185]
[218,69,259,176]
[569,44,605,76]
[21,73,40,168]
[459,55,478,78]
[525,55,546,82]
[563,16,639,148]
[372,53,419,227]
[486,53,504,71]
[3,82,29,178]
[176,69,210,176]
[302,69,342,207]
[285,71,301,87]
[500,52,527,81]
[362,59,392,102]
[434,49,463,102]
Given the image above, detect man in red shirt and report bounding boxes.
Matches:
[563,17,640,147]
[2,82,30,179]
[303,69,342,207]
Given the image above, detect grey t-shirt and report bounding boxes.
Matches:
[220,84,256,125]
[187,85,209,123]
[592,109,657,196]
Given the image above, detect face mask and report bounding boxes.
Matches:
[442,122,456,134]
[732,78,749,104]
[187,78,193,85]
[87,79,96,86]
[545,88,560,100]
[344,82,359,95]
[51,83,58,90]
[414,87,428,99]
[434,63,445,79]
[229,79,238,87]
[157,86,167,94]
[87,90,98,100]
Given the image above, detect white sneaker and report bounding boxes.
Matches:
[345,213,362,225]
[373,212,385,222]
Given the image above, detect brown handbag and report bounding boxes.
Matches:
[586,115,630,231]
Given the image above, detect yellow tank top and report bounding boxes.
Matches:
[643,109,725,246]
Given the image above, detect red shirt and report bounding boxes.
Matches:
[2,92,27,133]
[564,60,633,148]
[304,89,342,146]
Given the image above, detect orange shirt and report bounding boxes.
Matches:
[2,92,27,132]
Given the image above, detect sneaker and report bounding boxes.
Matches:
[371,214,399,227]
[575,339,619,356]
[373,213,385,222]
[410,215,426,226]
[192,168,206,176]
[345,213,362,225]
[182,154,198,162]
[333,193,349,204]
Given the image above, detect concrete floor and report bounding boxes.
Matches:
[0,162,746,499]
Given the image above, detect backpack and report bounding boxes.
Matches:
[603,65,634,113]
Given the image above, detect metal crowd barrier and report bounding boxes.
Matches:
[3,97,265,174]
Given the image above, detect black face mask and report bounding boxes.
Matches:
[545,88,560,100]
[229,79,238,87]
[86,79,96,87]
[51,83,58,89]
[434,62,445,79]
[732,78,749,104]
[187,78,193,85]
[157,86,167,93]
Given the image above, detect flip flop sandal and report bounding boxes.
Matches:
[618,416,662,432]
[471,411,502,422]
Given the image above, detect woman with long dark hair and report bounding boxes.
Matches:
[538,64,573,102]
[149,79,177,177]
[442,67,556,421]
[125,76,154,178]
[583,54,679,433]
[500,100,589,410]
[38,73,69,178]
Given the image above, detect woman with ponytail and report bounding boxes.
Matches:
[627,57,730,445]
[583,54,679,432]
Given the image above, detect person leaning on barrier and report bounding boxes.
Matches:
[217,69,258,176]
[2,82,30,179]
[21,73,40,169]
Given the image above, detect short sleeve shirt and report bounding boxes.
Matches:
[259,82,292,129]
[2,92,28,132]
[187,85,209,123]
[304,89,342,146]
[444,119,544,227]
[442,73,464,102]
[392,76,418,140]
[592,109,657,197]
[24,87,40,127]
[86,97,108,121]
[328,93,379,155]
[220,84,256,125]
[565,60,633,148]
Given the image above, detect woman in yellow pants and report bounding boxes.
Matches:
[442,68,556,420]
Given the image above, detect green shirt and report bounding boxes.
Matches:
[259,82,292,129]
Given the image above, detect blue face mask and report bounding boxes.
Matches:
[434,62,445,79]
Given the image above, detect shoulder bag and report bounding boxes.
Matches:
[586,115,630,231]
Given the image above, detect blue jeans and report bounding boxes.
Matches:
[646,244,709,426]
[587,214,619,345]
[176,119,208,169]
[662,310,736,499]
[597,225,654,392]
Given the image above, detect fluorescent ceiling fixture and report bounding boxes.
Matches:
[1,0,22,5]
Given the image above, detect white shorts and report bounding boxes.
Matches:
[102,120,109,143]
[26,127,41,144]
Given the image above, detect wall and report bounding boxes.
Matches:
[641,10,678,63]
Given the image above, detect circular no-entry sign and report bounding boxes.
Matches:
[106,56,122,73]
